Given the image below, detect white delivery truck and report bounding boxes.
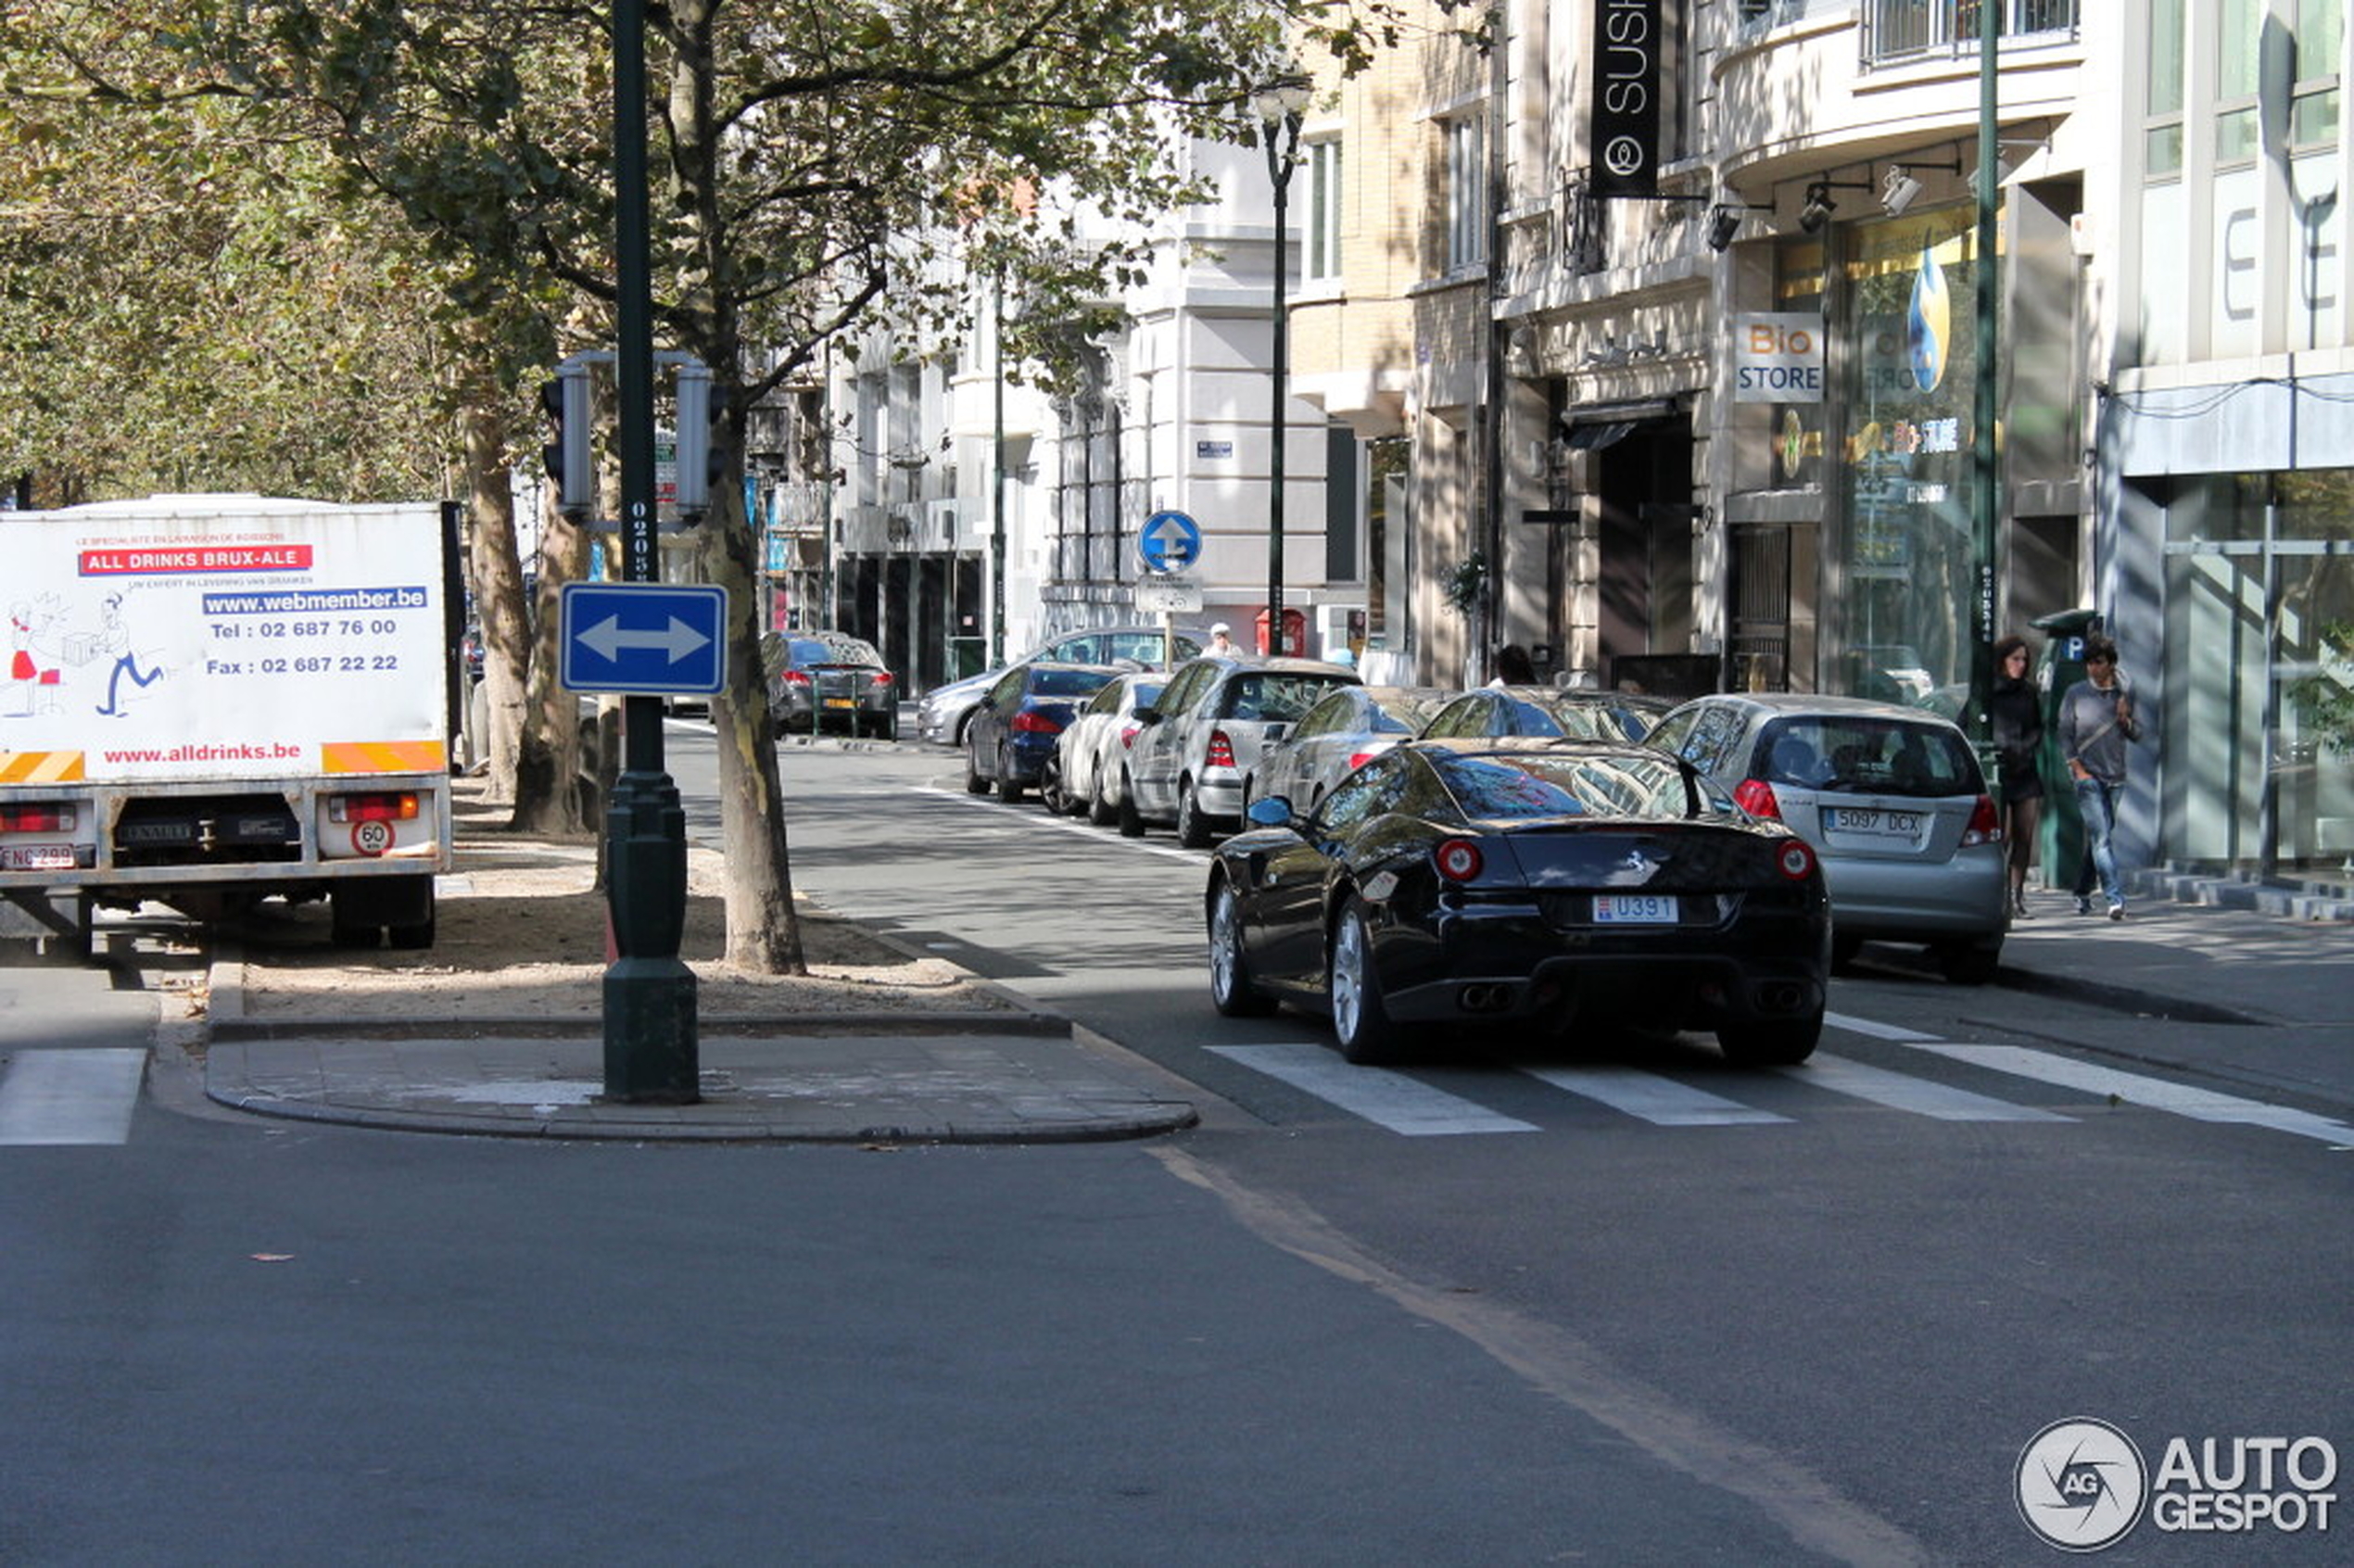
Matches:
[1,494,461,955]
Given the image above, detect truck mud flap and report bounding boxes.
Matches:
[328,874,437,952]
[0,890,95,964]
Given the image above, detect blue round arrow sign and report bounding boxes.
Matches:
[1138,510,1201,574]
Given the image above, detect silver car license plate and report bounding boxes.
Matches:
[1593,894,1678,924]
[1827,807,1922,836]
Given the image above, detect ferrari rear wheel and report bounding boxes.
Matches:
[1330,898,1409,1065]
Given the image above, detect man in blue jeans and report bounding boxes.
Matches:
[2057,635,2145,919]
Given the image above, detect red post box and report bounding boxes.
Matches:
[1254,607,1307,656]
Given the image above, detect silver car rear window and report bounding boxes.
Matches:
[1759,718,1978,797]
[1222,673,1355,722]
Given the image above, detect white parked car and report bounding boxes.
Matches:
[1040,673,1166,824]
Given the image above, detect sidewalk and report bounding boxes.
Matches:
[193,784,1200,1144]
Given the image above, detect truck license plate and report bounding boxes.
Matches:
[0,844,79,870]
[1593,894,1678,924]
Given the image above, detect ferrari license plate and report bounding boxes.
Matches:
[1592,894,1678,924]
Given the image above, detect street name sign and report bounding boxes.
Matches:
[559,582,728,695]
[1139,510,1202,574]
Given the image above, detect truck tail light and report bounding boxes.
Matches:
[0,803,76,833]
[330,792,421,823]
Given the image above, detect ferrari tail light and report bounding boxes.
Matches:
[1733,778,1781,820]
[1206,729,1237,769]
[1433,837,1485,882]
[1012,709,1064,735]
[1962,794,2004,846]
[1776,840,1817,880]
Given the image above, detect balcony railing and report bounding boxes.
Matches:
[1860,0,2079,65]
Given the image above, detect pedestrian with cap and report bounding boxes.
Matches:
[1209,622,1237,656]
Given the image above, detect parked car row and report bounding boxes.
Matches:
[932,652,2011,1069]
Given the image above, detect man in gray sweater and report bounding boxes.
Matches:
[2057,634,2145,918]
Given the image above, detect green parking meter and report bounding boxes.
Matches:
[2031,608,2104,891]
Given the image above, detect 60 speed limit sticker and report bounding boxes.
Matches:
[349,819,395,856]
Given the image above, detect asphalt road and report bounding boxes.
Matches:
[3,727,2347,1565]
[726,732,2354,1566]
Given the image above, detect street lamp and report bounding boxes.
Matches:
[1251,72,1311,655]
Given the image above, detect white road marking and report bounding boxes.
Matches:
[1784,1053,2073,1122]
[1825,1011,1945,1043]
[1516,1065,1790,1126]
[1209,1044,1539,1135]
[1906,1043,2354,1144]
[0,1049,146,1145]
[916,784,1201,863]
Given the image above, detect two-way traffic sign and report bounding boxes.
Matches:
[559,582,728,695]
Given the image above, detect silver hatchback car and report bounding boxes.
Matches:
[1643,692,2008,982]
[1122,655,1361,847]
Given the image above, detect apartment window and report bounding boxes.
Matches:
[2145,0,2184,175]
[1444,114,1486,272]
[2216,0,2262,163]
[1304,139,1343,284]
[2290,0,2343,147]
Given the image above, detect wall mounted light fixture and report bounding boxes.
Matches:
[1797,178,1873,234]
[1880,158,1964,217]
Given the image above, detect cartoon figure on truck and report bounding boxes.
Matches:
[0,494,462,956]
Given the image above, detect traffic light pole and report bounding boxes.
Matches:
[602,0,697,1102]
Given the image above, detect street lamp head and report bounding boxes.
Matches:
[1249,73,1313,125]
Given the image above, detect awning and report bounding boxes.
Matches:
[1561,398,1682,449]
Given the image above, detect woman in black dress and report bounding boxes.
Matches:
[1989,634,2045,917]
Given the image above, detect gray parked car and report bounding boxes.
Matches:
[1121,655,1362,847]
[1643,691,2008,981]
[916,624,1204,745]
[1247,685,1455,816]
[1419,686,1676,743]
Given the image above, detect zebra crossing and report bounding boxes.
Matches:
[1209,1018,2354,1145]
[0,1049,146,1145]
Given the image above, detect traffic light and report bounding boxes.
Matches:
[538,364,592,516]
[671,360,724,520]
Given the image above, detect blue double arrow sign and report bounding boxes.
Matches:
[559,582,728,695]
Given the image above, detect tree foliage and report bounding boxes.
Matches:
[8,0,1433,967]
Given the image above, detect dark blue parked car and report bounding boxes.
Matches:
[963,662,1125,803]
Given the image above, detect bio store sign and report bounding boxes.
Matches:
[1733,312,1825,404]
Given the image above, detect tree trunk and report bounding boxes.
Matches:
[462,402,529,803]
[703,467,804,972]
[511,484,590,835]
